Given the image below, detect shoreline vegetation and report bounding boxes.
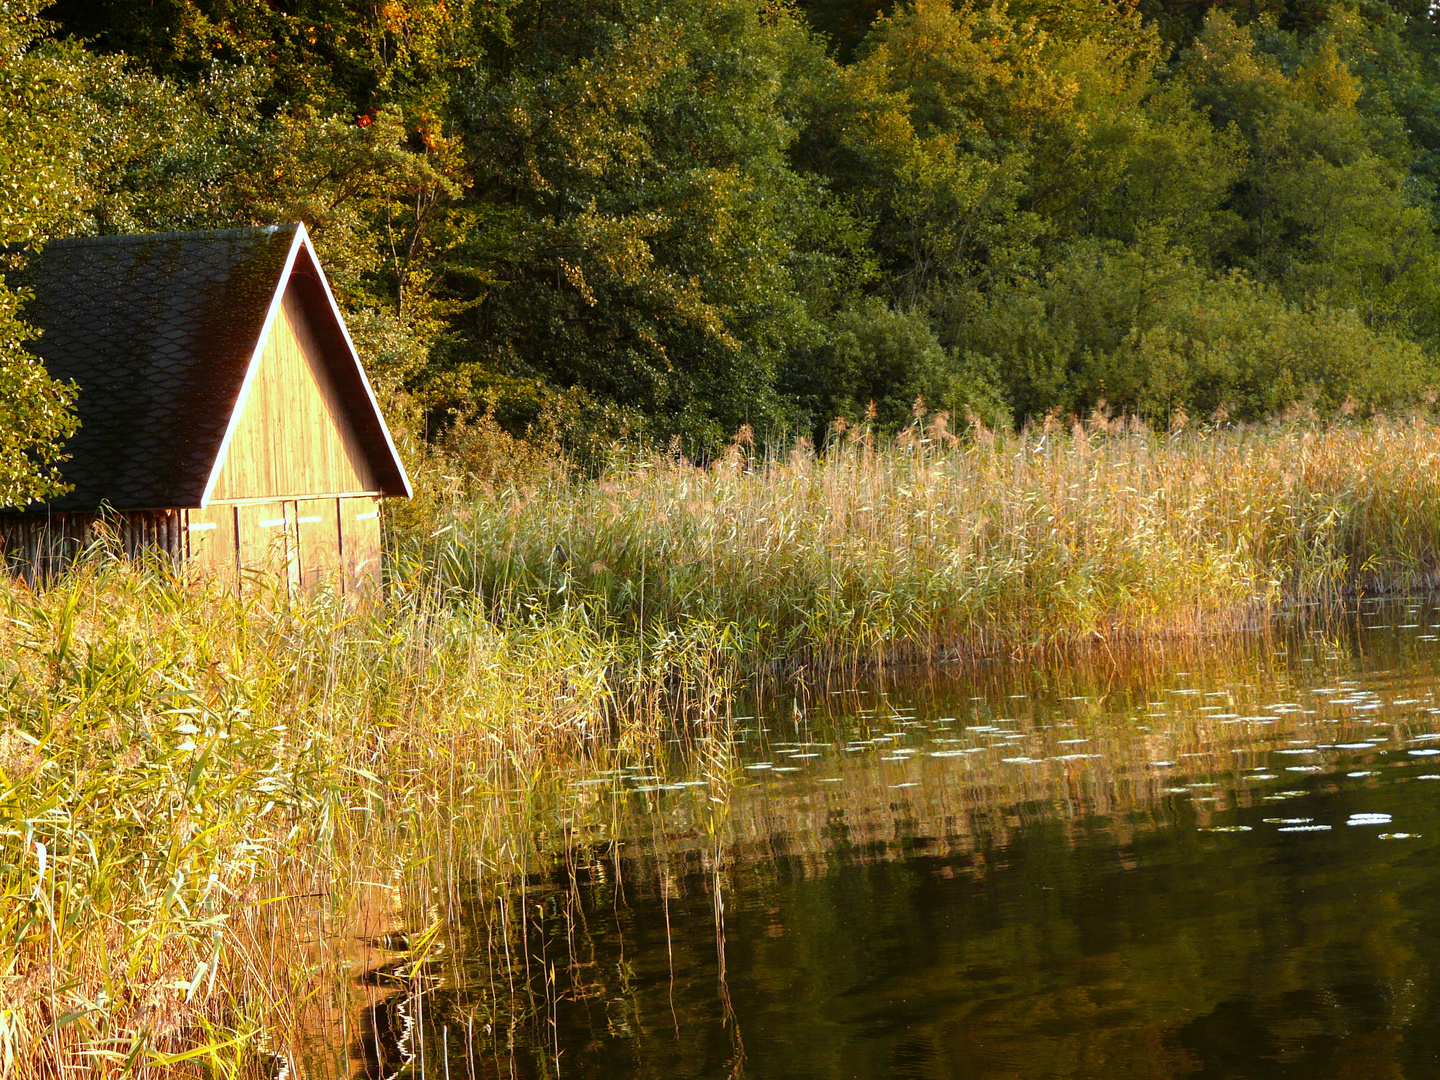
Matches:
[9,415,1440,1073]
[402,411,1440,660]
[12,0,1440,1069]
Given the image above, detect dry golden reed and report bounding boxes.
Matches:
[7,416,1440,1074]
[406,415,1440,665]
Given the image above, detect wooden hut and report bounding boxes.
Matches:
[1,223,411,592]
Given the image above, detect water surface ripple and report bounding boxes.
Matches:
[358,599,1440,1078]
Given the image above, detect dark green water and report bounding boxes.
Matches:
[357,601,1440,1078]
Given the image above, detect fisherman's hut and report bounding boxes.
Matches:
[1,223,411,592]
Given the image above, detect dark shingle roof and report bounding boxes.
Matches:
[10,225,300,512]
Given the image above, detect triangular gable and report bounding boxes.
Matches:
[200,224,412,507]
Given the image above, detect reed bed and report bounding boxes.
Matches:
[404,415,1440,664]
[0,555,731,1077]
[7,417,1440,1074]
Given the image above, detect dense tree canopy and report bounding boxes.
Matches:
[4,0,1440,485]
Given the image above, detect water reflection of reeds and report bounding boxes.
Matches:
[350,604,1440,1077]
[583,628,1434,872]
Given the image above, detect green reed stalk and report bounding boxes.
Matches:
[0,552,736,1076]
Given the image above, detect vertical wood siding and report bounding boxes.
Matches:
[1,510,186,579]
[209,287,379,501]
[2,501,383,595]
[341,496,382,595]
[224,496,379,595]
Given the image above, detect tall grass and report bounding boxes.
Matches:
[401,414,1440,665]
[8,416,1440,1074]
[0,555,731,1076]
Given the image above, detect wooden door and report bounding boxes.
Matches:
[236,501,297,593]
[296,498,342,591]
[340,496,381,595]
[186,504,237,579]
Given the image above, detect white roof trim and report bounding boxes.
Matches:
[199,225,306,509]
[198,222,414,507]
[293,226,414,499]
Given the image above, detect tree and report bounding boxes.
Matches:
[15,0,1440,438]
[0,2,83,507]
[1178,11,1440,339]
[446,0,865,450]
[961,229,1433,420]
[783,297,1009,435]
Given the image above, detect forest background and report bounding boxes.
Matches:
[4,0,1440,502]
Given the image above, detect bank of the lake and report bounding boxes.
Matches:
[9,417,1440,1075]
[435,603,1440,1079]
[405,415,1440,660]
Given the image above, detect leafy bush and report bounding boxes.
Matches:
[965,232,1436,420]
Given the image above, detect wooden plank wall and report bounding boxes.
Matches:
[2,502,382,593]
[189,496,381,596]
[1,510,186,580]
[209,287,379,502]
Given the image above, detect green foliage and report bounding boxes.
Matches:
[791,0,1440,426]
[785,297,1009,434]
[1177,11,1440,333]
[446,0,864,450]
[0,2,82,507]
[9,0,1440,471]
[966,231,1432,420]
[40,0,472,111]
[0,289,78,508]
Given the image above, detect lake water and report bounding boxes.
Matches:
[356,600,1440,1078]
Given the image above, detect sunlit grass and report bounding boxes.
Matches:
[0,555,731,1076]
[8,415,1440,1073]
[403,414,1440,665]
